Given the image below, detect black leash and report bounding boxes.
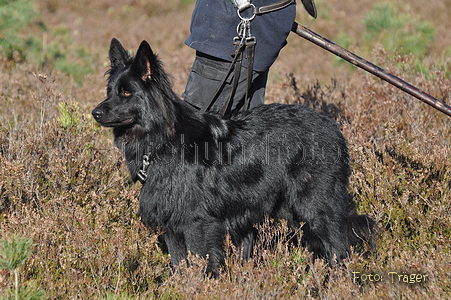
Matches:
[201,12,256,115]
[201,0,302,116]
[243,35,256,113]
[219,21,256,115]
[219,38,246,116]
[200,37,246,114]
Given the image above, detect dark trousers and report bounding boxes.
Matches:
[183,52,268,116]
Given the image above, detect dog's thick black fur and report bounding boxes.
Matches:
[92,38,374,277]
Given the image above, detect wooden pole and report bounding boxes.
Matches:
[292,22,451,118]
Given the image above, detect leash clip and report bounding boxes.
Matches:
[137,154,150,184]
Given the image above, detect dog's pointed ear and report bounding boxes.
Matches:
[109,38,130,68]
[134,40,157,82]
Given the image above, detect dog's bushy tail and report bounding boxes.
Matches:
[347,214,375,255]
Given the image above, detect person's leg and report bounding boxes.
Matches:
[239,69,268,110]
[183,52,268,116]
[183,52,234,112]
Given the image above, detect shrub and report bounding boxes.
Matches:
[58,102,80,129]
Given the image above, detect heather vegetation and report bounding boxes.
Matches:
[1,0,450,299]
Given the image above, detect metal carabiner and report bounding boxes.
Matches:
[237,3,256,22]
[236,19,250,39]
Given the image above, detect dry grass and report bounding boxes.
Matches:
[1,0,450,299]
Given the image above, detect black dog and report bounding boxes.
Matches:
[92,38,374,277]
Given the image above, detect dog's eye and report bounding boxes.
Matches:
[121,90,131,97]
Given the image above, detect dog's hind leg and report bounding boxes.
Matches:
[301,216,350,264]
[293,185,352,264]
[346,213,375,252]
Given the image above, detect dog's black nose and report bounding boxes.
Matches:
[91,108,104,121]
